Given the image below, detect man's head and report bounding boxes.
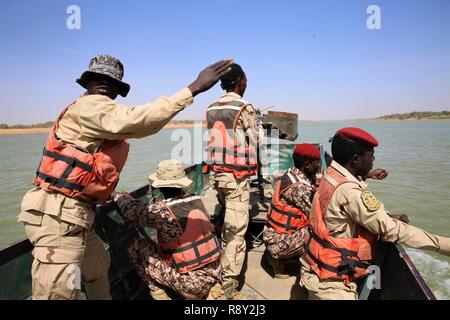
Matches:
[85,74,120,100]
[292,143,321,179]
[330,127,379,179]
[220,63,247,96]
[148,159,193,198]
[76,54,130,99]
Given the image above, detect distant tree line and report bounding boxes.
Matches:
[0,120,205,129]
[0,121,54,129]
[377,111,450,120]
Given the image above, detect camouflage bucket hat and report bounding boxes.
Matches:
[76,54,130,97]
[149,160,193,189]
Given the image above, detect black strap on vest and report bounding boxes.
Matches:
[161,233,221,269]
[36,172,85,192]
[268,205,306,232]
[36,149,92,191]
[307,228,370,276]
[43,150,93,172]
[309,228,358,257]
[208,163,257,172]
[205,146,257,159]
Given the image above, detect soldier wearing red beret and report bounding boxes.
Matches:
[300,127,450,300]
[263,143,322,278]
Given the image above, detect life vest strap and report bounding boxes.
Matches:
[306,249,370,277]
[268,215,298,231]
[161,233,217,255]
[306,250,355,276]
[208,163,257,172]
[39,149,93,190]
[271,204,305,219]
[340,258,370,270]
[309,228,358,257]
[43,149,93,172]
[307,228,372,277]
[36,172,85,192]
[205,146,257,159]
[169,236,221,269]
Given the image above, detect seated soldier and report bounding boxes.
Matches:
[111,160,222,300]
[300,127,450,300]
[263,144,321,278]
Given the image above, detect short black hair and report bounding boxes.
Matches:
[220,63,245,91]
[331,135,373,166]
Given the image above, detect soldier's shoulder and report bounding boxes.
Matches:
[78,94,115,105]
[333,180,364,199]
[235,96,253,107]
[72,95,118,113]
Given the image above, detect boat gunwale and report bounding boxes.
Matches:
[0,164,439,300]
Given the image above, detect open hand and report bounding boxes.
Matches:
[188,59,234,96]
[367,168,389,180]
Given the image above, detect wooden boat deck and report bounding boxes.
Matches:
[201,185,308,300]
[240,247,308,300]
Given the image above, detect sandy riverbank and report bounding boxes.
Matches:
[0,128,52,136]
[0,122,205,136]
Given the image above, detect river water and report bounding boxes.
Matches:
[0,120,449,299]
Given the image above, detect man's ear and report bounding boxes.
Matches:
[304,161,312,170]
[350,153,360,166]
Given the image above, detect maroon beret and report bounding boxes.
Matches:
[293,143,321,159]
[336,127,379,147]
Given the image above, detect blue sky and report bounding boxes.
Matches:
[0,0,449,124]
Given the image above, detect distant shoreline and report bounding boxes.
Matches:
[0,122,205,136]
[375,111,450,121]
[1,116,450,136]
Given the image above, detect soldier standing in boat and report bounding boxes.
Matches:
[17,54,233,300]
[203,63,258,300]
[300,127,450,300]
[111,160,222,300]
[263,143,321,278]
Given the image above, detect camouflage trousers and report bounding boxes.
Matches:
[128,237,222,300]
[21,211,111,300]
[214,179,250,283]
[299,257,358,300]
[263,225,309,260]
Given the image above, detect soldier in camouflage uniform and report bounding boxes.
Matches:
[263,145,391,280]
[112,160,222,300]
[263,144,322,278]
[18,54,233,300]
[204,64,257,300]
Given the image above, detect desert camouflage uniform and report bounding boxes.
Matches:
[209,91,257,288]
[300,161,450,300]
[113,193,222,300]
[17,55,194,300]
[263,167,315,260]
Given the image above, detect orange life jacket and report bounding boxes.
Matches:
[267,168,309,234]
[306,166,379,283]
[204,98,257,180]
[32,100,129,205]
[159,195,221,273]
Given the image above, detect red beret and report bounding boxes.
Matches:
[293,143,321,159]
[336,127,379,147]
